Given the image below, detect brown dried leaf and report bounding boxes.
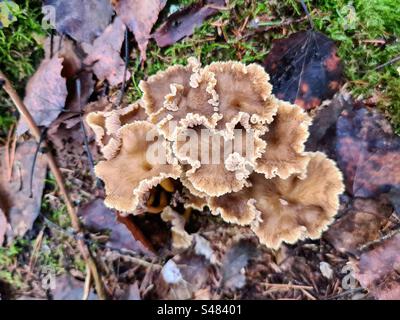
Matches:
[336,107,400,201]
[354,234,400,300]
[43,0,113,43]
[83,17,131,86]
[78,198,153,256]
[0,141,47,239]
[325,197,393,255]
[153,0,226,47]
[17,56,68,135]
[112,0,167,61]
[264,30,343,110]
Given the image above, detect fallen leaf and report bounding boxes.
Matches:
[336,107,400,199]
[112,0,167,61]
[354,234,400,300]
[305,91,353,157]
[153,0,226,47]
[0,208,6,246]
[158,255,210,300]
[78,198,152,256]
[83,17,131,86]
[0,140,47,240]
[325,197,393,254]
[17,56,68,136]
[43,0,113,43]
[264,30,343,110]
[222,240,255,290]
[52,274,98,300]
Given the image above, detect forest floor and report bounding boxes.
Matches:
[0,0,399,300]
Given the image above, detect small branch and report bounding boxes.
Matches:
[374,54,400,71]
[0,70,107,300]
[299,0,314,29]
[116,29,130,108]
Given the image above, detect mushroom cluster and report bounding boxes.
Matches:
[87,58,344,249]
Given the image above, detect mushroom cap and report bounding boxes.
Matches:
[95,121,181,213]
[86,101,147,159]
[174,124,265,196]
[255,99,312,179]
[203,61,277,132]
[139,58,219,140]
[208,152,344,249]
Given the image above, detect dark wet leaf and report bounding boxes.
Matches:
[78,198,153,256]
[83,17,131,86]
[222,240,256,290]
[305,91,353,157]
[264,30,343,110]
[17,56,68,136]
[153,0,226,47]
[354,234,400,299]
[0,140,47,240]
[112,0,167,61]
[336,107,400,201]
[325,197,393,255]
[43,0,113,43]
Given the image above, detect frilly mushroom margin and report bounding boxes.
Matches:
[86,58,344,250]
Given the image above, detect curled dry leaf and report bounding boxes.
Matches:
[354,234,400,300]
[43,0,114,43]
[83,17,131,86]
[112,0,167,61]
[0,141,47,239]
[153,0,226,47]
[264,30,343,110]
[17,56,68,136]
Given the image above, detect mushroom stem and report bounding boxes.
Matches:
[0,71,107,300]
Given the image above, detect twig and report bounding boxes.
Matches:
[83,264,92,300]
[374,54,400,71]
[239,16,307,40]
[76,78,96,177]
[264,283,314,291]
[299,0,314,29]
[29,128,47,198]
[42,215,161,269]
[116,29,130,108]
[28,227,46,270]
[0,70,107,300]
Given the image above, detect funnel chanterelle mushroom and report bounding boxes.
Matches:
[87,58,344,249]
